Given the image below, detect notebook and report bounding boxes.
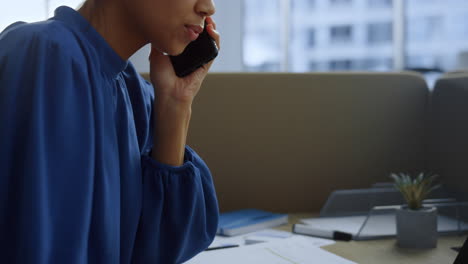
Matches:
[217,209,288,236]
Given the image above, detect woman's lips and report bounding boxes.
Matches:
[185,25,203,41]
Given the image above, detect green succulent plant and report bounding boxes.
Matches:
[390,172,441,210]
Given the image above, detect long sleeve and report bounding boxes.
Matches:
[121,66,219,264]
[0,24,110,263]
[131,149,219,264]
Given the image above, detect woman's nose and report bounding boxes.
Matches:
[196,0,216,17]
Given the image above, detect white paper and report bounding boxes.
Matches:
[185,236,355,264]
[248,229,293,238]
[292,234,336,247]
[208,228,335,249]
[207,229,290,249]
[208,235,245,248]
[245,233,335,247]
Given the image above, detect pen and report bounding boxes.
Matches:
[452,247,461,252]
[205,244,240,251]
[293,224,353,241]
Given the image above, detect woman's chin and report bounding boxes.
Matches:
[152,41,188,57]
[168,43,190,56]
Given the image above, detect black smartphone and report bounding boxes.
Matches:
[170,24,219,78]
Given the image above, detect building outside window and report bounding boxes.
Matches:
[405,0,468,71]
[244,0,468,74]
[329,0,352,7]
[293,0,393,72]
[243,0,282,72]
[329,59,353,70]
[293,0,316,10]
[330,25,353,44]
[407,16,443,43]
[368,0,392,8]
[367,22,393,45]
[307,28,316,47]
[307,0,316,9]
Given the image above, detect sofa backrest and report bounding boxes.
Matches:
[173,72,427,212]
[428,73,468,200]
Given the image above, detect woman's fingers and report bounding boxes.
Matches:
[206,16,216,30]
[205,17,220,51]
[201,16,220,73]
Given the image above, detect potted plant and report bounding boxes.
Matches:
[390,172,441,249]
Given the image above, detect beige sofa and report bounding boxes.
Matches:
[141,72,466,213]
[428,73,468,199]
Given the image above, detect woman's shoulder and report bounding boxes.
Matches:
[0,19,85,62]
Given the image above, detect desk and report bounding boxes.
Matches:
[276,214,466,264]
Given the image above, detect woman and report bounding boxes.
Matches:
[0,0,220,263]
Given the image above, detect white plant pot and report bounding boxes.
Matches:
[396,206,438,248]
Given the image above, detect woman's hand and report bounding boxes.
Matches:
[149,17,220,107]
[149,17,219,166]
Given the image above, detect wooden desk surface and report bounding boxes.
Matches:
[276,214,466,264]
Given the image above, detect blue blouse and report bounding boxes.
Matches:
[0,6,218,264]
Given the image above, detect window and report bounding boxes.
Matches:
[243,0,282,71]
[368,0,392,8]
[329,0,352,6]
[293,0,316,10]
[362,58,393,71]
[308,61,319,71]
[242,0,468,73]
[46,0,84,17]
[1,1,83,31]
[246,0,394,72]
[329,59,353,70]
[405,0,468,71]
[450,15,468,38]
[330,25,353,44]
[307,0,316,9]
[407,16,443,42]
[1,1,46,31]
[367,22,392,44]
[307,28,316,47]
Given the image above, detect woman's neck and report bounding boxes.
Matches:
[78,1,148,60]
